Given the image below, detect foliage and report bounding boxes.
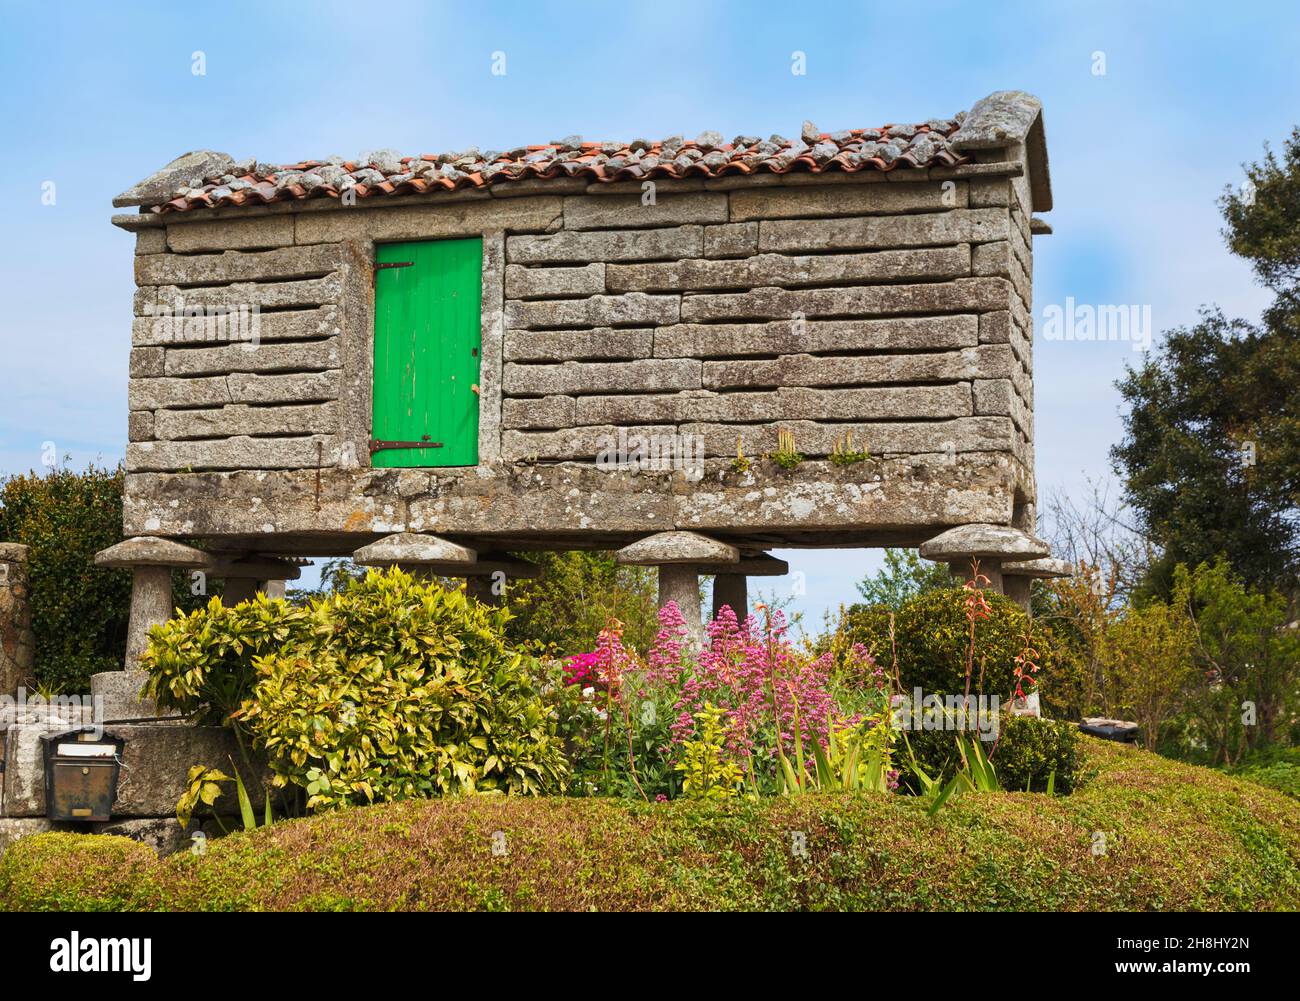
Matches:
[0,465,123,691]
[1175,558,1300,761]
[142,569,568,808]
[0,463,217,693]
[675,703,743,799]
[176,765,234,828]
[1229,747,1300,799]
[176,762,272,831]
[1034,561,1118,720]
[731,435,751,474]
[7,740,1300,912]
[854,548,952,610]
[503,550,659,657]
[900,711,1079,795]
[839,586,1042,702]
[1103,593,1199,750]
[141,593,312,728]
[828,430,870,466]
[1220,126,1300,293]
[770,427,803,469]
[1115,126,1300,591]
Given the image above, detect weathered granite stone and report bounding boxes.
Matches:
[166,215,295,253]
[0,818,59,856]
[506,226,703,264]
[712,574,748,621]
[504,326,653,362]
[505,263,606,298]
[660,565,701,631]
[950,91,1042,149]
[0,543,35,695]
[563,193,728,229]
[91,670,157,720]
[919,524,1049,560]
[616,531,739,566]
[93,816,189,857]
[114,150,237,207]
[95,537,211,569]
[606,246,969,293]
[1001,557,1073,578]
[1,721,269,818]
[353,532,477,567]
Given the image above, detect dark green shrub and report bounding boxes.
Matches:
[142,568,569,808]
[0,463,216,693]
[901,712,1081,793]
[840,587,1045,700]
[0,465,130,692]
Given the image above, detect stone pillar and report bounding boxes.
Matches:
[94,537,212,668]
[1001,557,1074,615]
[711,573,748,622]
[222,577,262,605]
[615,531,740,645]
[124,566,174,664]
[352,534,537,608]
[659,565,702,636]
[211,556,302,606]
[0,543,36,695]
[1002,573,1030,610]
[465,576,500,606]
[945,557,1004,592]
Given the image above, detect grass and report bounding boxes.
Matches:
[1226,746,1300,800]
[3,738,1298,911]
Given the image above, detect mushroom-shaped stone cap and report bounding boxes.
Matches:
[353,532,476,567]
[1001,557,1073,579]
[94,537,212,569]
[616,531,739,566]
[209,555,304,581]
[695,553,790,577]
[918,524,1050,562]
[0,542,31,562]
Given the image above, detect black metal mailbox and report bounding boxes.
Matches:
[40,728,126,822]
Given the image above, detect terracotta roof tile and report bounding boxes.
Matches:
[145,115,969,214]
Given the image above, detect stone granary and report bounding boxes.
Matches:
[105,90,1059,642]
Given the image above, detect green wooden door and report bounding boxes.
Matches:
[371,238,483,468]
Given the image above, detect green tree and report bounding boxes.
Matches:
[1176,557,1300,762]
[1113,127,1300,591]
[504,550,658,656]
[854,548,952,610]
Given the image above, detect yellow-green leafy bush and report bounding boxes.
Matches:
[142,569,568,807]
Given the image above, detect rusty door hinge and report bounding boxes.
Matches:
[372,260,414,288]
[369,436,444,455]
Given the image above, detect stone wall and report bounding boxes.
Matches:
[0,544,34,695]
[116,157,1039,552]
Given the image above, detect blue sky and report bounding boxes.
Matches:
[1,0,1295,627]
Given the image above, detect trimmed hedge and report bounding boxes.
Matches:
[4,739,1299,911]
